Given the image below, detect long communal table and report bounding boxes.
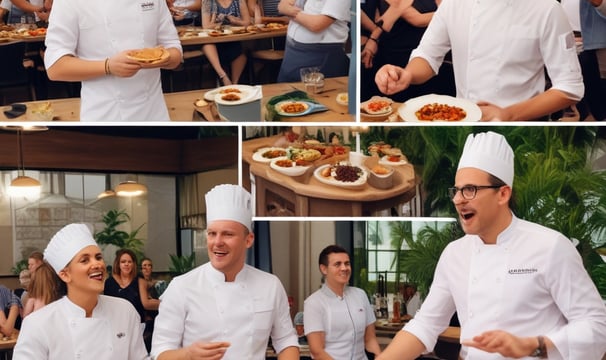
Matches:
[0,77,352,121]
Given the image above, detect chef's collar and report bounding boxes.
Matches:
[207,263,249,283]
[473,213,517,246]
[61,295,105,318]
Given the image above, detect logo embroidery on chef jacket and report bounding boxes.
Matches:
[140,1,154,11]
[508,268,537,275]
[116,332,125,338]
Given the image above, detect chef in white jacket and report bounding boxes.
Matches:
[152,184,299,360]
[44,0,183,121]
[13,223,149,360]
[377,132,606,360]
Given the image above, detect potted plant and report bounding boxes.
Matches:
[94,209,146,264]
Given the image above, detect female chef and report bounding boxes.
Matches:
[13,223,149,360]
[43,0,183,121]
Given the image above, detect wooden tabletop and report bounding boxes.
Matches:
[6,25,286,45]
[178,26,287,46]
[243,136,417,202]
[0,331,18,351]
[0,77,350,121]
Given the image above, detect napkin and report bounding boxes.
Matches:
[265,90,328,121]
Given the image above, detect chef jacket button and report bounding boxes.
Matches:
[469,312,474,318]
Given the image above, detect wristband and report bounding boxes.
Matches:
[368,37,379,44]
[104,58,111,76]
[375,19,388,33]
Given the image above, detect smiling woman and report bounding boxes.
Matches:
[13,224,149,360]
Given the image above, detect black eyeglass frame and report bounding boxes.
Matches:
[448,185,504,200]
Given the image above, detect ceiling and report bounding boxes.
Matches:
[0,126,238,174]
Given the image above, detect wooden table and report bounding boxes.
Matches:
[0,331,18,360]
[0,77,350,121]
[7,26,286,45]
[242,136,419,217]
[178,26,287,46]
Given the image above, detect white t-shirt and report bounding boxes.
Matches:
[152,263,299,359]
[287,0,350,44]
[13,295,148,360]
[411,0,583,108]
[304,284,376,360]
[404,216,606,359]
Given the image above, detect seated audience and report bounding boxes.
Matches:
[201,0,250,85]
[15,269,30,305]
[168,0,201,25]
[0,284,20,337]
[23,262,63,318]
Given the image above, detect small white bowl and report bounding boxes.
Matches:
[368,165,394,189]
[270,158,310,177]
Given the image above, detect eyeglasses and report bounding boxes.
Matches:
[448,185,503,200]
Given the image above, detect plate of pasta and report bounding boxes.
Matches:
[274,100,314,117]
[399,94,481,122]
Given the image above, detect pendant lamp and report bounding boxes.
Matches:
[7,129,41,197]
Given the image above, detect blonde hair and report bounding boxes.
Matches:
[28,262,62,305]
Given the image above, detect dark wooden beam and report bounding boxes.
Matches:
[0,128,237,174]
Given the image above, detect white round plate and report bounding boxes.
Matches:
[398,94,481,122]
[204,84,257,102]
[360,96,394,117]
[274,100,314,117]
[252,147,288,162]
[379,155,408,166]
[313,164,368,189]
[269,158,311,176]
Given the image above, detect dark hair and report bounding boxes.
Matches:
[488,174,515,210]
[113,249,138,278]
[318,245,349,267]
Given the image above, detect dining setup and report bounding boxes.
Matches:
[0,22,353,122]
[242,126,421,217]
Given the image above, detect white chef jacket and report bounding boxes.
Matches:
[151,263,299,360]
[304,284,376,360]
[410,0,583,108]
[44,0,182,121]
[13,295,149,360]
[404,215,606,360]
[287,0,350,44]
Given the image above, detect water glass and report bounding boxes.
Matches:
[300,67,325,94]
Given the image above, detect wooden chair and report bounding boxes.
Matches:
[248,37,284,84]
[0,40,36,104]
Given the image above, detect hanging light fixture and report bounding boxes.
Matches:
[8,129,41,197]
[97,174,116,199]
[115,177,147,197]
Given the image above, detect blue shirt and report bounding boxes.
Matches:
[580,0,606,50]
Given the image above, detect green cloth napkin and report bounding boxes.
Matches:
[265,90,327,121]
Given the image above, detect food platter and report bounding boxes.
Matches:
[274,100,314,117]
[269,158,311,177]
[204,84,257,102]
[313,164,368,189]
[399,94,481,122]
[252,147,288,162]
[360,96,394,121]
[379,155,408,166]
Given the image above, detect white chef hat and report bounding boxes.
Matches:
[44,223,98,273]
[457,131,514,188]
[205,184,253,232]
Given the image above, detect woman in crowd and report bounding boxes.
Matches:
[276,0,351,82]
[304,245,381,360]
[23,262,62,318]
[13,223,148,359]
[201,0,250,85]
[104,249,160,326]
